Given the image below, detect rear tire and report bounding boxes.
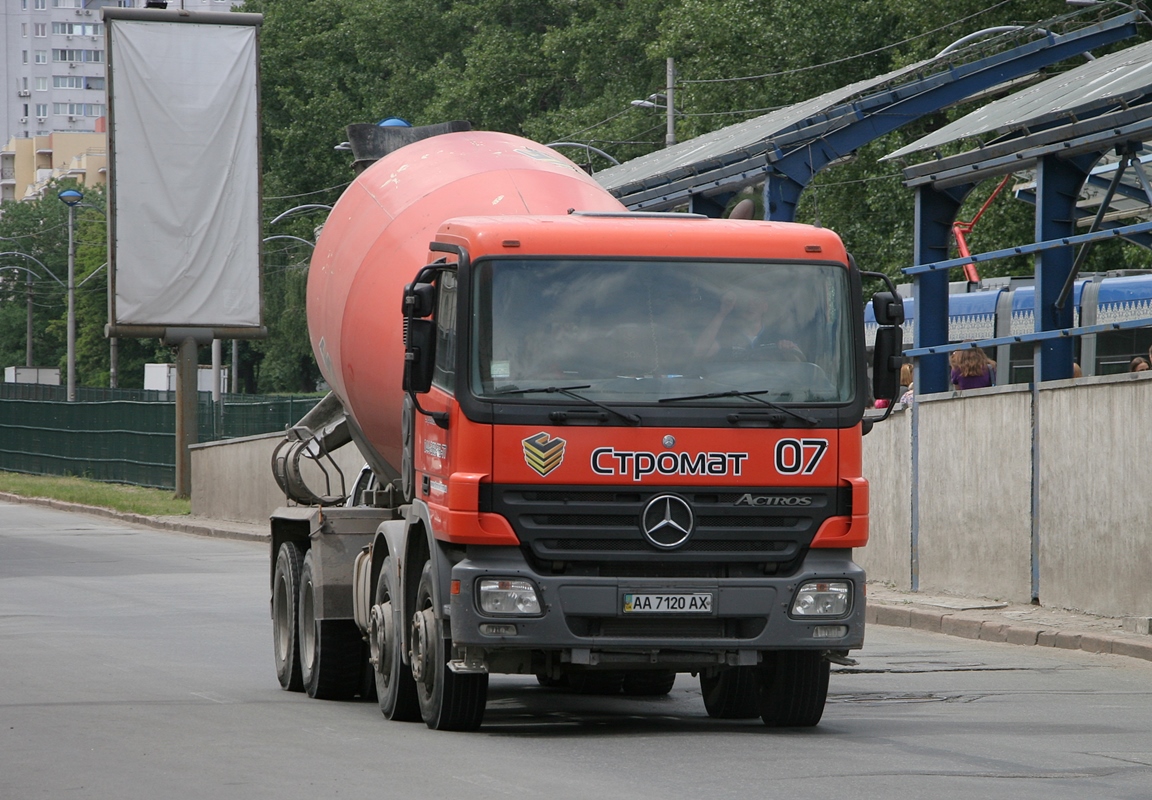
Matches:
[411,561,487,730]
[299,550,363,700]
[757,651,829,727]
[272,542,303,692]
[622,670,677,696]
[370,556,420,720]
[700,666,760,719]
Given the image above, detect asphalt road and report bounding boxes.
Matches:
[3,500,1152,800]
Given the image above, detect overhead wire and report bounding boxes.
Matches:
[681,0,1017,85]
[265,182,351,202]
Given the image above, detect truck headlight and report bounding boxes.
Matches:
[790,581,851,617]
[478,579,541,615]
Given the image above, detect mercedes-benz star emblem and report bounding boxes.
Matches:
[640,494,695,549]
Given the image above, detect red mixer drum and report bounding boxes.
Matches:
[307,130,625,473]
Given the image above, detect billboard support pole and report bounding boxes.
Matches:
[174,336,199,499]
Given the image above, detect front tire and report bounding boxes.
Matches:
[411,561,488,730]
[370,556,420,720]
[272,542,303,692]
[757,651,829,727]
[299,550,363,700]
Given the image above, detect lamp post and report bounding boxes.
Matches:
[630,58,679,147]
[59,188,83,401]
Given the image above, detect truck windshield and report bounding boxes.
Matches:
[470,259,855,405]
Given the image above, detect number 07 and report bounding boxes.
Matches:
[774,438,828,475]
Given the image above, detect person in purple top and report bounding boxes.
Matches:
[950,347,995,390]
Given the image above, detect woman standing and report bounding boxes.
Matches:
[951,347,995,390]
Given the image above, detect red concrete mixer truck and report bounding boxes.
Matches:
[268,123,904,731]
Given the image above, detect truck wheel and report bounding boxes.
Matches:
[700,666,760,718]
[369,556,420,721]
[299,550,363,700]
[272,542,304,692]
[410,561,487,730]
[622,670,677,696]
[757,651,829,727]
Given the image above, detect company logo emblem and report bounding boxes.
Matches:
[640,494,695,550]
[522,432,567,476]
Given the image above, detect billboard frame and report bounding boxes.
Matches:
[102,7,267,342]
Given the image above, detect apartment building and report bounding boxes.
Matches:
[1,129,106,201]
[1,0,244,154]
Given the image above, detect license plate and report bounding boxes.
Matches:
[623,593,713,614]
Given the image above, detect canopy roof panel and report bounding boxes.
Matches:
[594,57,933,196]
[888,38,1152,161]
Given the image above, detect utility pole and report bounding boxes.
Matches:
[65,199,77,401]
[666,57,676,147]
[110,337,118,388]
[58,187,83,401]
[25,269,33,367]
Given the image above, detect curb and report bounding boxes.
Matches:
[866,599,1152,664]
[0,491,269,543]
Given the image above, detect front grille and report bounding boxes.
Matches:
[484,483,848,572]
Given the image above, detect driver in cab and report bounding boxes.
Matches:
[694,291,802,361]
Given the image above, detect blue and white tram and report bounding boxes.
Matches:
[864,271,1152,383]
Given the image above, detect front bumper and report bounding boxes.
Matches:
[449,547,865,669]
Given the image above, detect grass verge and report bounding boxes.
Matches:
[0,472,190,517]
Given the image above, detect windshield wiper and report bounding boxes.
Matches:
[659,389,817,426]
[495,385,641,425]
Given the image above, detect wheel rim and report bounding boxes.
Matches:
[300,576,316,672]
[369,601,393,683]
[410,606,436,688]
[273,571,291,662]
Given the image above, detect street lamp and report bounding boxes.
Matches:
[59,188,83,401]
[630,58,678,147]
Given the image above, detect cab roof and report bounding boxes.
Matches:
[434,213,849,264]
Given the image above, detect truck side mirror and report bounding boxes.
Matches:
[403,282,437,318]
[403,318,436,393]
[872,326,902,402]
[871,291,905,326]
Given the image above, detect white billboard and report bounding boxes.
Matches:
[105,9,263,334]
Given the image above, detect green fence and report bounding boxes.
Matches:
[0,383,323,489]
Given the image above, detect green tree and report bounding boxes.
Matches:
[0,184,72,375]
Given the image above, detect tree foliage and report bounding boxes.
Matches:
[3,0,1147,391]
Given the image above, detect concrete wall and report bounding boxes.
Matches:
[190,432,366,524]
[1038,374,1152,616]
[858,407,912,590]
[861,371,1152,619]
[916,385,1034,603]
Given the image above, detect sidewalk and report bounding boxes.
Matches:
[5,491,1152,664]
[866,583,1152,663]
